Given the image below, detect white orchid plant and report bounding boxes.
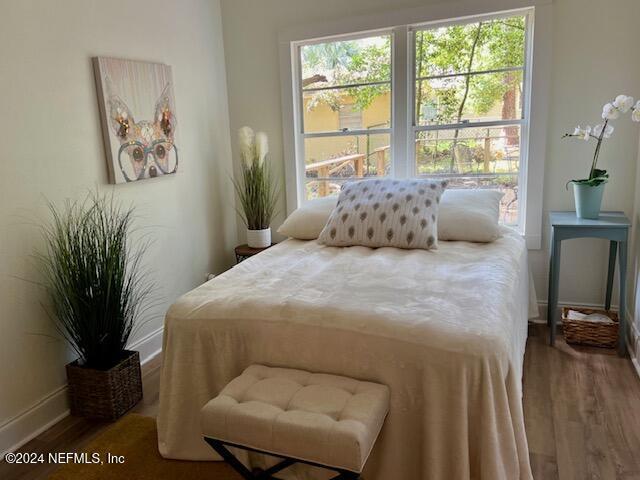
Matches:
[564,94,640,187]
[233,127,278,230]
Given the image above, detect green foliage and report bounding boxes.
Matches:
[415,16,525,124]
[567,169,609,188]
[301,16,526,130]
[35,193,153,370]
[233,160,279,230]
[302,36,391,112]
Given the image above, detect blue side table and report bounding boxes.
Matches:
[547,211,630,355]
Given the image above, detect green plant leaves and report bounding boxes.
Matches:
[35,192,153,370]
[566,169,609,189]
[232,159,279,230]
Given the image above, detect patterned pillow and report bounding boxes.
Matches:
[318,178,447,250]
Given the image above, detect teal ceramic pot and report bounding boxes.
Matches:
[573,182,606,219]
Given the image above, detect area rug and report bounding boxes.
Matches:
[48,414,239,479]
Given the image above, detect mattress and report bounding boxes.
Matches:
[157,228,532,479]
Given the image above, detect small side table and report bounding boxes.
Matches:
[547,211,630,355]
[234,244,273,264]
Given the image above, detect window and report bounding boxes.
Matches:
[412,15,527,225]
[289,9,534,229]
[339,103,363,131]
[298,34,392,199]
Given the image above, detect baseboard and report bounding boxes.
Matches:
[0,326,164,461]
[128,326,164,364]
[627,315,640,379]
[0,387,70,463]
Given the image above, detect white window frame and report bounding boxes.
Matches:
[294,29,394,196]
[279,0,552,249]
[408,11,533,228]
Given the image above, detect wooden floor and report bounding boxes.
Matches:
[2,324,640,480]
[0,355,162,480]
[524,325,640,480]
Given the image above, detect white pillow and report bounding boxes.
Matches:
[438,189,504,243]
[277,196,337,240]
[318,178,446,250]
[278,188,504,243]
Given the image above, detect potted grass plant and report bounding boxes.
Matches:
[36,192,152,420]
[563,94,640,219]
[234,126,278,248]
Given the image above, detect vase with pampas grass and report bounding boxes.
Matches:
[234,126,278,248]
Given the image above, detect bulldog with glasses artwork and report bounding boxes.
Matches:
[94,57,178,183]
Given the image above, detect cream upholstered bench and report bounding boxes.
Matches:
[200,365,390,479]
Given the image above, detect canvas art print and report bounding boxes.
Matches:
[94,57,178,184]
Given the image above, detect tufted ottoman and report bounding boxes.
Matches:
[200,365,390,479]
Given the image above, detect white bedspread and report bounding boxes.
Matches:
[158,228,532,480]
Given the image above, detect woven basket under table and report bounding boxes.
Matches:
[561,307,618,348]
[66,350,143,421]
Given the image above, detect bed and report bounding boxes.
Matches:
[157,227,532,480]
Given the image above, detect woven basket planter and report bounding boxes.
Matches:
[66,350,143,421]
[561,307,618,348]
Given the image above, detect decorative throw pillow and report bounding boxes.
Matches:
[438,189,504,243]
[277,196,338,240]
[318,178,447,250]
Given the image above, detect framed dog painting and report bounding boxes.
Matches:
[94,57,178,184]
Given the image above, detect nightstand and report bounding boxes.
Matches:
[547,211,630,355]
[234,244,274,264]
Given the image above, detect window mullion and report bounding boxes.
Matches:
[302,128,392,139]
[302,80,390,93]
[391,25,410,179]
[415,119,525,132]
[416,65,524,82]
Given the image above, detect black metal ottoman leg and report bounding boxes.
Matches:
[204,437,255,480]
[330,471,360,479]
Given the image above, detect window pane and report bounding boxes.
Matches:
[303,83,391,133]
[414,15,526,127]
[416,125,520,174]
[301,35,391,89]
[304,133,390,199]
[416,70,523,126]
[414,16,526,79]
[415,125,520,223]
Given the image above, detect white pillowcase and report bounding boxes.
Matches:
[438,189,504,243]
[277,196,337,240]
[277,188,504,243]
[318,178,446,250]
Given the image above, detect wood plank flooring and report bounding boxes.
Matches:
[524,325,640,479]
[2,325,640,480]
[0,355,161,480]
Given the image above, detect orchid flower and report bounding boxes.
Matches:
[593,123,614,139]
[564,93,639,184]
[632,100,640,122]
[613,94,635,113]
[573,125,592,141]
[602,103,620,120]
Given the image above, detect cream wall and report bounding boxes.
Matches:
[221,0,640,310]
[0,0,235,453]
[528,0,640,310]
[629,135,640,362]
